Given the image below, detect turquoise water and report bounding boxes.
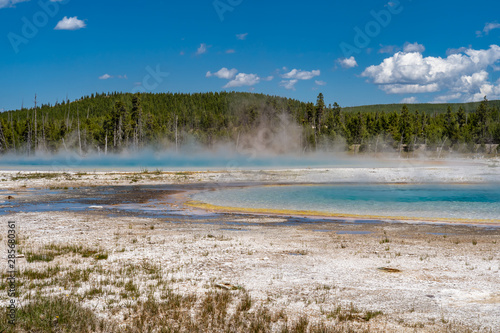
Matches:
[0,151,383,171]
[193,184,500,221]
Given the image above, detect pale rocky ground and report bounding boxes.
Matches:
[0,164,499,332]
[0,157,499,188]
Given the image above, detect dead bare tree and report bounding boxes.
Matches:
[0,121,8,152]
[34,94,37,151]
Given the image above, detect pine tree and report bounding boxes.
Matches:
[131,94,143,148]
[315,93,325,134]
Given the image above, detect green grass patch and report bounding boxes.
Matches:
[0,296,110,332]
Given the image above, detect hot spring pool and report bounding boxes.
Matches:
[192,184,500,222]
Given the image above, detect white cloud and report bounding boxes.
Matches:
[99,74,127,80]
[280,79,299,90]
[262,76,274,81]
[361,45,500,101]
[196,43,207,55]
[337,56,358,69]
[431,93,462,104]
[236,33,248,40]
[54,16,86,30]
[280,69,320,90]
[446,46,469,56]
[99,74,112,80]
[401,96,418,104]
[0,0,29,9]
[224,73,260,88]
[379,43,424,55]
[403,42,425,53]
[206,68,238,80]
[281,69,320,80]
[382,83,440,94]
[379,44,400,54]
[477,22,500,37]
[315,80,327,86]
[225,49,235,54]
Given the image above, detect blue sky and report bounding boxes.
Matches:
[1,0,500,111]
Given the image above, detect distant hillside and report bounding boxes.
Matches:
[0,92,499,155]
[344,100,500,114]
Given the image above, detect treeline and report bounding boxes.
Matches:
[343,100,500,115]
[0,92,499,155]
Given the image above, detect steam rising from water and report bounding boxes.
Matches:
[0,112,375,171]
[0,148,494,174]
[0,112,497,172]
[0,149,379,171]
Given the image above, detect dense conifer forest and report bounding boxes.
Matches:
[0,92,499,155]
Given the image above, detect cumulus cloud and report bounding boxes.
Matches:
[403,42,425,53]
[0,0,29,9]
[361,45,500,102]
[206,68,238,80]
[281,69,320,80]
[279,69,320,90]
[54,16,86,30]
[99,74,112,80]
[477,22,500,37]
[236,33,248,40]
[196,43,208,55]
[280,79,299,90]
[401,96,418,104]
[224,73,260,88]
[446,46,469,56]
[207,68,271,89]
[315,80,327,86]
[337,56,358,68]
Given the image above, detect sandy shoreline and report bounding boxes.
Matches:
[0,166,499,332]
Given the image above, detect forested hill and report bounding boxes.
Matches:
[0,91,499,155]
[344,100,500,115]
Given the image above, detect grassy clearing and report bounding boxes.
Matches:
[11,173,68,181]
[4,224,492,332]
[1,245,387,333]
[0,291,381,333]
[22,243,108,263]
[325,304,383,323]
[0,296,111,332]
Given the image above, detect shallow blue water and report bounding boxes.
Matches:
[0,151,359,171]
[0,151,456,171]
[193,184,500,221]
